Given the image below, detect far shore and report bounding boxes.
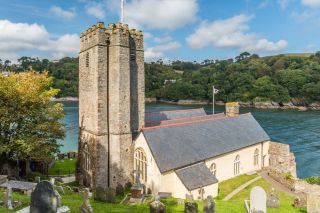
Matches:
[52,96,320,110]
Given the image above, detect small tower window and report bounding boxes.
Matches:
[86,52,89,68]
[83,143,91,172]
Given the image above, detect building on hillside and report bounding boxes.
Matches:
[135,105,270,199]
[78,22,297,200]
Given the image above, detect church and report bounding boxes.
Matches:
[77,22,294,200]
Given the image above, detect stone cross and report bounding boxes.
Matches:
[250,186,267,213]
[133,170,142,185]
[30,180,59,213]
[80,188,93,213]
[203,196,215,213]
[3,187,13,210]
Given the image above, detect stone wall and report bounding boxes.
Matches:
[268,141,297,177]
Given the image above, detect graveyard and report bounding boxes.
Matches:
[0,173,307,212]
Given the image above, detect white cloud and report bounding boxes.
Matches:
[154,36,173,44]
[86,3,106,19]
[186,14,287,53]
[301,0,320,7]
[278,0,291,9]
[145,41,181,61]
[0,20,79,61]
[49,6,76,19]
[291,10,317,21]
[123,0,198,30]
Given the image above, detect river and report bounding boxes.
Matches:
[60,102,320,179]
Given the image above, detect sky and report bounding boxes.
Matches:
[1,0,320,62]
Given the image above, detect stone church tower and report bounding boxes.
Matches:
[77,22,144,190]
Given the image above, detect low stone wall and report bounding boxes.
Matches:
[269,142,297,177]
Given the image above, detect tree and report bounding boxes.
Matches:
[0,71,65,162]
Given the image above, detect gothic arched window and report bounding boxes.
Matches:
[234,155,240,175]
[134,148,147,182]
[210,163,217,176]
[83,143,91,171]
[254,148,259,166]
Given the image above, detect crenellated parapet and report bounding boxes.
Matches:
[80,22,107,52]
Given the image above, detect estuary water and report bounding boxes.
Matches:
[60,102,320,178]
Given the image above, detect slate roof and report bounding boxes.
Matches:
[159,113,226,126]
[175,162,218,191]
[145,108,207,127]
[142,113,270,173]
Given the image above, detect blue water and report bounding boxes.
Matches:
[60,102,320,178]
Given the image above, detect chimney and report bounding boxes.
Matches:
[225,102,240,117]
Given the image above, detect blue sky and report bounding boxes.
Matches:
[1,0,320,62]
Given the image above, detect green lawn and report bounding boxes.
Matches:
[0,174,307,213]
[48,158,76,176]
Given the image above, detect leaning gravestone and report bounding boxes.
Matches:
[30,181,59,213]
[149,195,166,213]
[203,196,215,213]
[250,186,267,213]
[184,201,198,213]
[80,188,93,213]
[34,176,40,184]
[3,187,13,210]
[307,194,320,213]
[266,188,280,208]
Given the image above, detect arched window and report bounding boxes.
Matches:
[134,148,147,182]
[83,143,91,172]
[210,163,217,176]
[254,148,259,166]
[86,52,89,67]
[234,155,240,175]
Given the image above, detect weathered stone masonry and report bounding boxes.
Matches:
[77,22,145,190]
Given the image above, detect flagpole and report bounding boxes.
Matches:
[120,0,124,23]
[213,86,215,114]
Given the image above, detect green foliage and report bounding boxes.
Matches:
[305,176,320,185]
[0,71,65,161]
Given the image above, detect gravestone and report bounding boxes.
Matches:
[94,187,107,202]
[124,182,132,192]
[250,186,266,213]
[34,176,40,183]
[203,196,215,213]
[116,183,124,196]
[105,188,116,203]
[307,194,320,213]
[3,187,13,210]
[184,201,198,213]
[80,188,93,213]
[266,188,280,208]
[50,178,55,186]
[30,181,59,213]
[149,195,166,213]
[56,186,65,195]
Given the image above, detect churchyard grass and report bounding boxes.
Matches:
[48,158,76,176]
[0,174,307,213]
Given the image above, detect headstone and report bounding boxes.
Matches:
[124,182,132,192]
[30,181,59,213]
[250,186,267,213]
[34,176,40,183]
[56,186,65,195]
[105,187,116,203]
[80,188,93,213]
[116,183,124,196]
[203,196,215,213]
[50,178,55,185]
[293,196,306,208]
[149,195,166,213]
[307,194,320,213]
[95,187,107,202]
[3,187,13,209]
[266,188,280,208]
[184,201,198,213]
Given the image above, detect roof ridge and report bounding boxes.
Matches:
[143,113,252,131]
[145,113,224,125]
[145,107,204,115]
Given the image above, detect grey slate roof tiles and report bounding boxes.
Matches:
[159,113,226,126]
[142,113,270,173]
[175,162,218,191]
[145,108,207,127]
